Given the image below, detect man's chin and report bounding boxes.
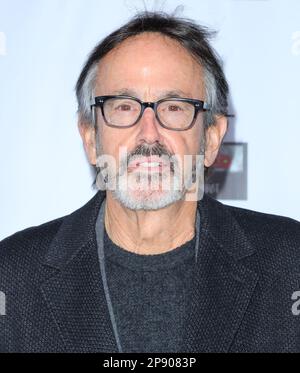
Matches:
[128,188,171,200]
[111,188,185,211]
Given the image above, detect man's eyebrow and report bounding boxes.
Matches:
[109,88,192,100]
[111,88,138,96]
[159,90,192,99]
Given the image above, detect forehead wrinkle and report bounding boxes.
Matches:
[96,33,205,99]
[109,88,194,100]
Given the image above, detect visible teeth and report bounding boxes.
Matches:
[139,162,161,167]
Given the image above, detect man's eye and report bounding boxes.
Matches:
[116,104,132,111]
[168,105,182,112]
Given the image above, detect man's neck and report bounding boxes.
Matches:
[104,192,197,255]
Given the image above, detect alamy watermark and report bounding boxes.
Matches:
[0,291,6,316]
[0,32,7,56]
[292,31,300,56]
[95,147,205,203]
[291,291,300,316]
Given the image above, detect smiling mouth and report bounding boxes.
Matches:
[127,156,172,172]
[128,163,168,173]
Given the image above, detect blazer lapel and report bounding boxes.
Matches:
[40,191,118,352]
[182,196,259,352]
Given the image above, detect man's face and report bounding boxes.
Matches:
[88,33,208,210]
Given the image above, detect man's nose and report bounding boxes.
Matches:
[136,106,162,144]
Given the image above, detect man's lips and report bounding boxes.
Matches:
[127,156,170,172]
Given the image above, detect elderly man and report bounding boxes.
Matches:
[0,11,300,353]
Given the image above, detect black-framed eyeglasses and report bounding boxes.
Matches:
[91,95,210,131]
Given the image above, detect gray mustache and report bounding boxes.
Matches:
[129,143,170,159]
[127,143,175,172]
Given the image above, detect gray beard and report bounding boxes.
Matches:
[96,156,204,211]
[95,136,205,210]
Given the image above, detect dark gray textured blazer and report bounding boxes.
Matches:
[0,191,300,353]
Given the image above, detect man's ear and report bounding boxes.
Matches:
[204,115,228,168]
[78,121,97,166]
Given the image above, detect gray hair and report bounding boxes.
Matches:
[76,11,229,129]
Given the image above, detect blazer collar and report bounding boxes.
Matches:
[43,191,255,269]
[199,193,256,261]
[183,196,258,352]
[43,191,107,270]
[41,191,258,352]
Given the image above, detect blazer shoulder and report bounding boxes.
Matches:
[225,203,300,236]
[223,202,300,271]
[0,192,104,275]
[205,195,300,236]
[0,216,64,267]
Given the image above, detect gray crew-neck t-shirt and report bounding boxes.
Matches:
[101,223,197,353]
